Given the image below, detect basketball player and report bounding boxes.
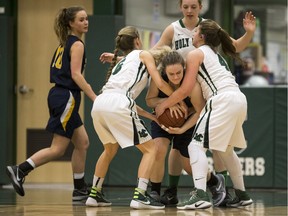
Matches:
[100,0,256,207]
[6,6,96,201]
[156,19,254,209]
[146,51,226,207]
[85,26,178,209]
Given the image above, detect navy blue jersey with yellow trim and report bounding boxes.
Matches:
[50,35,86,90]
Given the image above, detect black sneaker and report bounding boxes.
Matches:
[6,166,25,196]
[226,189,253,207]
[72,186,89,201]
[160,186,178,206]
[149,191,160,202]
[130,188,165,209]
[207,174,226,206]
[218,187,233,207]
[85,187,112,207]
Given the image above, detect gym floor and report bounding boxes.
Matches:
[0,184,287,216]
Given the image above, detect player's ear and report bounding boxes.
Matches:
[134,37,141,49]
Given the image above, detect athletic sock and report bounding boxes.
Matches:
[207,172,218,187]
[18,159,35,176]
[92,176,104,189]
[150,182,161,195]
[168,175,180,188]
[73,172,85,189]
[137,178,149,191]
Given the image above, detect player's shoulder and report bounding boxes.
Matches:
[187,48,203,59]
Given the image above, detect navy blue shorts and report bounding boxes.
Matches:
[150,120,195,158]
[46,86,83,139]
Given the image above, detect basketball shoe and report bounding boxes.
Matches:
[149,191,160,202]
[6,165,25,196]
[85,187,112,207]
[218,187,233,207]
[207,174,226,206]
[177,188,212,210]
[72,185,90,201]
[226,189,253,207]
[160,186,179,206]
[130,188,165,209]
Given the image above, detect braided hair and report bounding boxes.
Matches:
[105,26,140,83]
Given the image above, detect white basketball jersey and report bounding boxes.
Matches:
[102,50,149,100]
[171,18,204,60]
[197,45,239,100]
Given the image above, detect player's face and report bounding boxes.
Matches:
[165,63,184,86]
[180,0,202,20]
[70,10,89,35]
[192,26,202,47]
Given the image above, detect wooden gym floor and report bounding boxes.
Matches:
[0,184,287,216]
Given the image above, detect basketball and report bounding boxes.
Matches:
[157,109,185,128]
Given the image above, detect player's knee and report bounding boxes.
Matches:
[75,138,89,151]
[83,138,89,150]
[154,144,168,162]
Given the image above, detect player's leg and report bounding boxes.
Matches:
[6,134,70,197]
[86,142,118,207]
[130,139,165,209]
[160,148,183,206]
[177,144,212,210]
[149,137,170,200]
[161,127,194,206]
[70,125,90,201]
[211,152,233,206]
[216,147,253,207]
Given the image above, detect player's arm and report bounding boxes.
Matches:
[140,50,174,96]
[70,41,97,101]
[167,82,205,134]
[99,52,123,64]
[152,24,174,48]
[155,49,203,117]
[231,11,256,52]
[145,79,166,108]
[136,105,158,123]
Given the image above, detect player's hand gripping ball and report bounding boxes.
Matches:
[157,108,185,128]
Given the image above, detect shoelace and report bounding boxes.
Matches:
[188,190,198,201]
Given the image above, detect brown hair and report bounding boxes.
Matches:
[54,6,85,45]
[160,51,185,76]
[179,0,202,7]
[199,19,242,63]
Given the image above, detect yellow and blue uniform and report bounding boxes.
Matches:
[46,35,86,138]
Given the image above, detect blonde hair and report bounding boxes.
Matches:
[149,45,172,67]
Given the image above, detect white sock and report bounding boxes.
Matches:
[73,172,84,179]
[137,178,149,191]
[93,175,104,189]
[27,158,36,168]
